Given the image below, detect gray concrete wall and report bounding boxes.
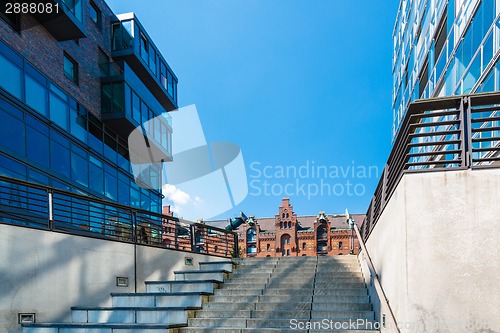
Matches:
[0,224,227,333]
[364,169,500,333]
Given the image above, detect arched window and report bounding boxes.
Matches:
[288,222,292,228]
[281,234,290,246]
[280,222,283,229]
[286,249,290,256]
[286,213,289,218]
[214,245,218,253]
[247,228,257,242]
[302,242,306,250]
[266,243,271,251]
[282,213,285,218]
[284,222,287,229]
[247,245,257,254]
[338,241,343,249]
[317,226,327,240]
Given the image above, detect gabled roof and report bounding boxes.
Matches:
[206,213,365,234]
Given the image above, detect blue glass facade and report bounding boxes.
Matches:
[392,0,499,136]
[0,2,178,215]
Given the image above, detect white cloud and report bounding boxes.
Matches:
[162,185,207,216]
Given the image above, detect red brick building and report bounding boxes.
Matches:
[208,198,363,257]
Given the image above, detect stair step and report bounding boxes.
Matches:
[179,329,375,333]
[233,268,275,274]
[188,318,377,329]
[223,280,268,285]
[220,284,267,290]
[257,302,371,311]
[71,307,193,324]
[199,261,236,272]
[193,310,374,320]
[175,270,230,282]
[145,280,220,293]
[22,323,183,333]
[111,292,209,308]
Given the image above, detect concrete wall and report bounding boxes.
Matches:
[364,169,500,333]
[0,224,227,333]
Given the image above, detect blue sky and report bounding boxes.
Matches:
[107,0,400,220]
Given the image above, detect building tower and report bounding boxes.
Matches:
[314,211,331,255]
[275,198,298,256]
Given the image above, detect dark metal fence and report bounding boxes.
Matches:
[0,175,238,258]
[362,92,500,240]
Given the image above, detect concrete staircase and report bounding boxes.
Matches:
[181,256,378,333]
[22,261,234,333]
[23,256,378,333]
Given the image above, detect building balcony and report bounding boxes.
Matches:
[110,13,178,111]
[30,0,86,41]
[100,62,173,163]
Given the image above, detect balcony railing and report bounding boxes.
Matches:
[110,14,178,110]
[0,175,238,258]
[362,92,500,241]
[30,0,86,41]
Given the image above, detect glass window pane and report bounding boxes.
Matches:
[149,45,156,74]
[0,153,26,179]
[167,71,173,96]
[105,170,117,200]
[25,74,48,116]
[64,55,77,83]
[118,179,130,205]
[141,189,150,210]
[50,93,69,130]
[130,184,140,208]
[0,53,22,99]
[28,169,49,185]
[141,101,148,125]
[140,33,149,63]
[132,91,140,123]
[101,84,112,114]
[71,151,88,187]
[69,107,87,143]
[50,139,70,178]
[125,84,131,118]
[0,108,25,156]
[89,160,104,195]
[26,133,49,168]
[154,118,161,143]
[112,82,124,114]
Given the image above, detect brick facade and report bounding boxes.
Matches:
[210,198,362,258]
[0,0,115,117]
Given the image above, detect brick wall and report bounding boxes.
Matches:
[0,0,115,117]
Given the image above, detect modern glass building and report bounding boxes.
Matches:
[392,0,498,136]
[0,0,177,214]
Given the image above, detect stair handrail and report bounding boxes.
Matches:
[354,223,401,333]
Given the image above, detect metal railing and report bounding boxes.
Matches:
[0,175,238,258]
[362,92,500,240]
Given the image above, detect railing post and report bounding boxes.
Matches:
[233,232,239,258]
[466,97,473,168]
[48,190,54,230]
[190,224,196,253]
[174,221,179,249]
[381,164,388,208]
[131,211,137,243]
[460,96,472,168]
